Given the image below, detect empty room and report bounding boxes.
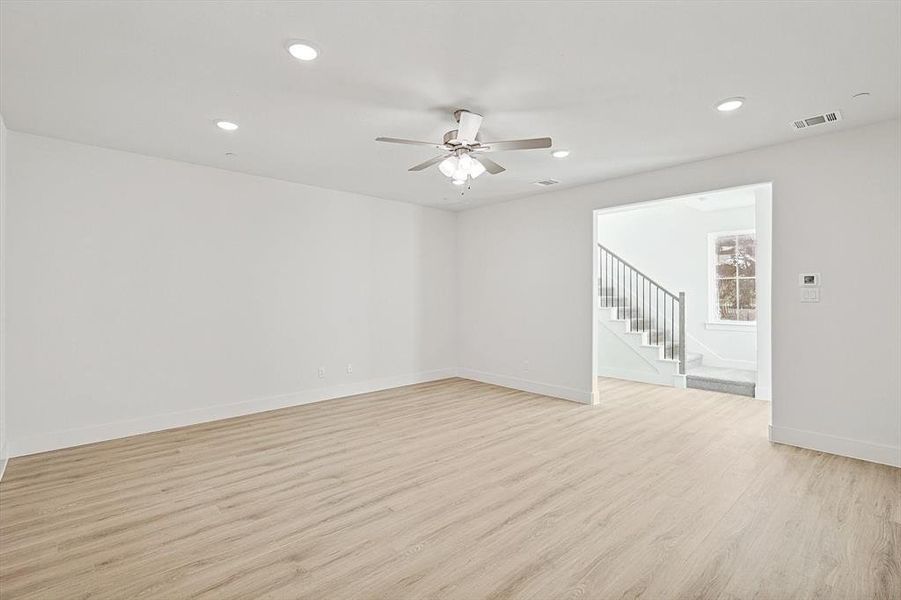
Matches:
[0,1,898,599]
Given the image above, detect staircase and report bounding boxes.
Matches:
[597,243,688,387]
[597,242,757,397]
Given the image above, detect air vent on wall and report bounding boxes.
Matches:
[534,179,560,186]
[791,110,842,130]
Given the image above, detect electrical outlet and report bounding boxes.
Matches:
[318,366,326,378]
[346,363,353,374]
[523,360,530,373]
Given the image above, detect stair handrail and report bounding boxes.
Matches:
[597,242,687,375]
[596,242,680,301]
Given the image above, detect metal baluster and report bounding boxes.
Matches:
[669,296,674,359]
[664,294,668,358]
[663,294,666,358]
[601,249,605,306]
[628,268,632,329]
[612,255,616,313]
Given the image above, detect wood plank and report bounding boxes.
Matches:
[0,377,897,599]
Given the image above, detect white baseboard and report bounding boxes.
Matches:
[0,457,7,482]
[596,367,678,388]
[769,424,901,468]
[9,368,457,457]
[457,368,592,404]
[755,385,772,401]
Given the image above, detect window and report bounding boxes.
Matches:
[709,230,756,323]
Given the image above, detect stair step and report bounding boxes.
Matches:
[686,376,756,398]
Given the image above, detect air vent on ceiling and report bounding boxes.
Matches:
[534,179,560,187]
[791,110,842,130]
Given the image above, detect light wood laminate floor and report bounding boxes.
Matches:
[1,378,898,599]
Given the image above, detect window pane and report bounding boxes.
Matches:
[717,278,737,320]
[716,236,737,277]
[737,235,756,277]
[737,278,757,321]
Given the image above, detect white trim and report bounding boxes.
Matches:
[0,455,7,482]
[457,368,592,404]
[595,367,680,388]
[705,321,756,332]
[9,368,457,457]
[769,425,901,468]
[754,385,772,401]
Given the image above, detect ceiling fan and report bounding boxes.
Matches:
[375,110,552,185]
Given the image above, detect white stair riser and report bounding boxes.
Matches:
[598,311,681,381]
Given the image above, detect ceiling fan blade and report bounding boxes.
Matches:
[376,137,445,149]
[408,155,449,172]
[475,156,505,174]
[456,111,483,144]
[478,137,552,152]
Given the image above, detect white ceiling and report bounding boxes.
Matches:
[682,188,758,212]
[1,1,899,210]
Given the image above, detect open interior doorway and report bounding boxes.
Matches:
[591,183,772,402]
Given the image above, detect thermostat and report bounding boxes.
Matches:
[799,273,820,286]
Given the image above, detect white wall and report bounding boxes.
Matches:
[596,199,758,369]
[458,120,901,466]
[0,115,7,477]
[5,132,458,456]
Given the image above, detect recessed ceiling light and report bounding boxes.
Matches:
[287,41,319,61]
[216,120,239,131]
[716,97,745,112]
[551,149,570,158]
[451,179,466,186]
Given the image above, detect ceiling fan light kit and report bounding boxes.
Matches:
[376,109,552,185]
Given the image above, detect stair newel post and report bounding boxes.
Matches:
[678,292,686,375]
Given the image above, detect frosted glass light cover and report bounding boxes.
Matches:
[439,156,457,177]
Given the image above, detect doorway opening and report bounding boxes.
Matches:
[591,183,772,402]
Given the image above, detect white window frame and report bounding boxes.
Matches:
[707,229,757,331]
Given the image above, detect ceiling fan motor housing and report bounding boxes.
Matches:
[443,129,480,149]
[443,130,460,146]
